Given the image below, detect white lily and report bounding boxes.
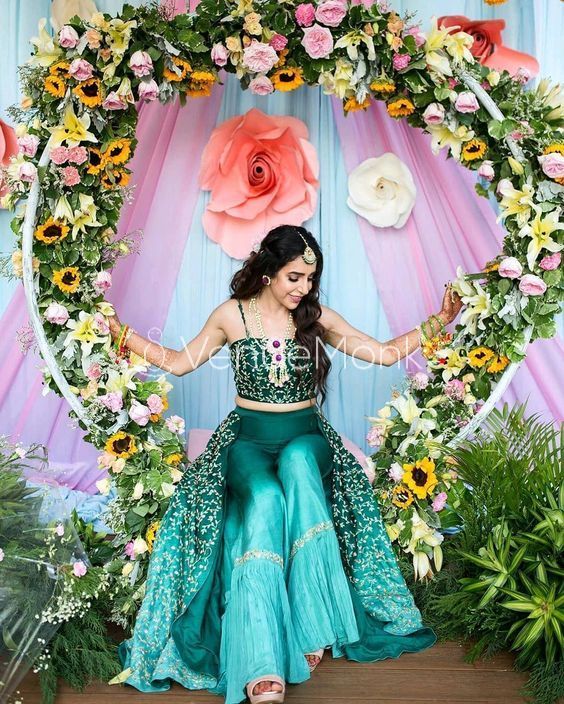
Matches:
[445,31,474,65]
[518,208,564,270]
[366,404,395,430]
[427,122,474,161]
[405,513,444,580]
[29,18,63,67]
[497,178,537,227]
[424,18,453,77]
[390,394,422,425]
[68,193,103,239]
[156,374,174,395]
[334,31,376,62]
[104,367,138,395]
[458,281,492,335]
[54,195,74,222]
[63,311,108,359]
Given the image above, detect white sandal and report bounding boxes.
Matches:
[246,673,285,704]
[305,647,325,672]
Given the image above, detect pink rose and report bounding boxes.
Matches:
[99,392,123,412]
[62,165,80,187]
[519,274,547,296]
[165,415,185,434]
[315,0,347,27]
[92,312,109,335]
[539,252,561,271]
[73,560,88,577]
[138,79,159,102]
[0,120,19,198]
[211,43,228,67]
[59,25,79,48]
[18,162,37,183]
[392,53,411,71]
[477,160,495,181]
[243,40,279,73]
[301,24,334,59]
[86,362,102,380]
[50,146,69,165]
[498,256,522,279]
[444,379,465,401]
[55,523,65,536]
[147,393,164,414]
[102,92,128,110]
[432,491,448,512]
[44,302,69,325]
[124,541,135,559]
[422,102,445,125]
[249,75,274,95]
[69,58,94,81]
[93,270,112,293]
[129,400,151,426]
[199,108,319,258]
[538,153,564,180]
[269,34,288,51]
[405,25,426,48]
[454,91,480,113]
[388,462,404,483]
[67,146,87,164]
[295,3,315,27]
[129,50,153,77]
[17,135,39,158]
[448,78,459,89]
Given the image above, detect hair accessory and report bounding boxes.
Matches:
[297,232,317,265]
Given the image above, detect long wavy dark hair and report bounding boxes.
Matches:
[229,225,331,406]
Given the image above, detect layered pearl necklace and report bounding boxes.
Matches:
[249,296,294,387]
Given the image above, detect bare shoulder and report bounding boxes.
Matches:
[214,298,246,341]
[319,304,339,330]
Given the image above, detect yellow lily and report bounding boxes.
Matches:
[68,193,102,239]
[390,394,421,424]
[29,18,63,67]
[445,31,474,65]
[334,31,376,61]
[48,103,98,148]
[459,281,492,336]
[427,122,474,161]
[63,311,108,359]
[518,208,564,270]
[107,18,137,60]
[424,18,453,77]
[497,178,537,227]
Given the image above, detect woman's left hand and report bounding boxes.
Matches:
[440,282,463,323]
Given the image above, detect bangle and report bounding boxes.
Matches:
[116,324,133,357]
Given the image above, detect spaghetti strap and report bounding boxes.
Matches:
[236,299,250,338]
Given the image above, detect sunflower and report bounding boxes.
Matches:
[462,138,487,161]
[370,78,396,95]
[544,143,564,156]
[386,97,415,118]
[86,147,106,175]
[35,218,69,245]
[45,75,66,98]
[391,484,414,508]
[52,266,81,294]
[165,453,183,466]
[344,96,371,113]
[73,78,103,107]
[163,57,192,82]
[483,260,500,273]
[275,48,289,68]
[402,457,438,499]
[104,431,137,458]
[468,346,495,368]
[186,82,213,98]
[161,396,169,411]
[101,168,130,189]
[149,413,161,422]
[49,61,71,78]
[145,520,160,553]
[271,67,304,92]
[486,353,510,373]
[103,139,131,165]
[484,0,507,4]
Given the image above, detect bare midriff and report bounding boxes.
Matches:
[234,395,317,412]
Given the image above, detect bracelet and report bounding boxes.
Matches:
[115,324,134,357]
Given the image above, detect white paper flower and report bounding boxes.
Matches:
[347,153,416,229]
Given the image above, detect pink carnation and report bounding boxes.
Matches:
[18,162,37,183]
[301,23,334,59]
[243,40,279,73]
[67,146,88,164]
[146,393,164,414]
[62,165,80,187]
[44,302,69,325]
[72,560,88,577]
[444,379,465,401]
[93,270,112,293]
[129,400,151,426]
[432,492,448,512]
[269,34,288,51]
[98,392,123,412]
[295,3,315,27]
[539,252,561,270]
[410,372,429,390]
[17,135,39,158]
[50,146,69,165]
[519,274,547,296]
[86,362,102,380]
[124,541,135,559]
[69,58,94,81]
[315,0,347,27]
[392,53,411,71]
[366,425,384,447]
[249,75,274,95]
[388,462,404,482]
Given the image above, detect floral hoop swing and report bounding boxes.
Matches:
[3,0,562,617]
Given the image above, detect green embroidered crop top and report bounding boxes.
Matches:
[229,300,316,404]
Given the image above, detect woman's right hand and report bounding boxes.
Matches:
[108,310,123,340]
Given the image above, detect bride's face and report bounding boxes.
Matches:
[271,256,317,309]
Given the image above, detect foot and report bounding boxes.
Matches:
[251,679,284,696]
[305,648,324,671]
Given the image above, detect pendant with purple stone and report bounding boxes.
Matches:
[266,337,290,387]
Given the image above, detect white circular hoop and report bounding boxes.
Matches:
[20,76,534,444]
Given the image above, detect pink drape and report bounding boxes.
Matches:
[332,100,563,422]
[0,92,224,491]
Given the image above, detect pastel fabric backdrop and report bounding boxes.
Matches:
[0,0,562,493]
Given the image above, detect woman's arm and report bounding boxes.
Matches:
[320,285,462,367]
[109,304,228,376]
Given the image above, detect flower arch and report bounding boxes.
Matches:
[3,1,562,616]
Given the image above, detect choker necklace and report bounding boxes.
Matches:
[249,296,294,387]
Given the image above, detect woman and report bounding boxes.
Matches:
[108,225,462,704]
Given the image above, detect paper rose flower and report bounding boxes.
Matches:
[0,119,18,202]
[199,108,319,259]
[347,153,416,229]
